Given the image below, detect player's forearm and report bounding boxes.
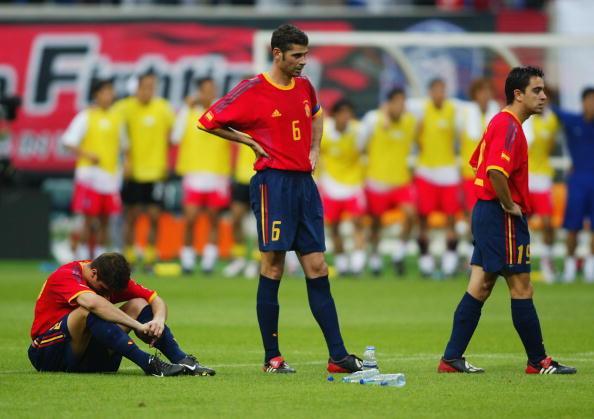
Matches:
[488,169,515,210]
[311,116,323,151]
[95,304,141,330]
[78,293,142,331]
[65,145,94,161]
[199,126,254,147]
[149,296,167,322]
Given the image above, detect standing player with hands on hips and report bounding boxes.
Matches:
[198,24,363,374]
[438,67,576,375]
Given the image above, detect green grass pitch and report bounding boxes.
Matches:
[1,260,592,418]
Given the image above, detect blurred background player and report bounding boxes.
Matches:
[318,98,366,276]
[554,87,594,283]
[117,72,174,271]
[223,141,259,278]
[458,78,499,261]
[62,79,123,260]
[172,77,231,274]
[360,87,417,276]
[459,78,499,215]
[412,78,461,277]
[523,102,559,283]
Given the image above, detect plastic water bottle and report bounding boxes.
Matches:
[362,346,378,370]
[359,373,406,388]
[340,368,380,383]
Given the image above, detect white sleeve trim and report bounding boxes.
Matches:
[357,110,378,151]
[61,111,89,147]
[405,98,426,120]
[171,106,190,145]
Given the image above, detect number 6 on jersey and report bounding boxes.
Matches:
[292,120,301,141]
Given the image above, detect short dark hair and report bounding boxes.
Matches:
[138,70,157,83]
[90,78,113,97]
[428,78,444,89]
[195,76,214,89]
[90,252,130,291]
[581,87,594,101]
[468,78,492,100]
[331,98,354,114]
[386,87,405,101]
[505,66,544,105]
[271,24,308,53]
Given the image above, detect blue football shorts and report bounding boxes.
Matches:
[470,199,531,275]
[250,169,325,254]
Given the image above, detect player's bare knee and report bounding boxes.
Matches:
[311,259,328,277]
[511,282,533,299]
[476,285,492,301]
[120,298,148,317]
[471,280,495,301]
[506,273,533,299]
[261,261,284,279]
[66,307,92,340]
[71,306,90,319]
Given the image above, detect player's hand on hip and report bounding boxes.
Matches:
[309,148,320,171]
[87,152,100,165]
[502,202,523,217]
[123,160,132,179]
[250,142,269,159]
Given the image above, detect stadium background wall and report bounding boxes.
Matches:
[0,11,499,172]
[0,9,552,260]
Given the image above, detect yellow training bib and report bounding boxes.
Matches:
[366,112,416,185]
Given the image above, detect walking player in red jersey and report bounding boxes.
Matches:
[199,24,362,374]
[28,252,215,376]
[438,67,576,374]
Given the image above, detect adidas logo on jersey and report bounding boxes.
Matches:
[271,109,282,118]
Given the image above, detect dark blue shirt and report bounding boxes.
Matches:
[554,108,594,175]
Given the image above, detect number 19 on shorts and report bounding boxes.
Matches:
[516,244,531,265]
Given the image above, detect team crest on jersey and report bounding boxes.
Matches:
[99,118,111,130]
[303,100,311,117]
[143,115,156,126]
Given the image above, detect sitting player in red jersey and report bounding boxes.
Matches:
[199,24,362,374]
[438,67,576,374]
[28,252,214,376]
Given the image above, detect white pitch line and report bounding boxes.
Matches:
[2,352,592,375]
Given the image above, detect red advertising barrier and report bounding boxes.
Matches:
[1,23,255,172]
[1,16,497,173]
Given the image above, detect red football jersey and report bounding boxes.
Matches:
[469,110,532,213]
[30,261,156,339]
[198,73,322,172]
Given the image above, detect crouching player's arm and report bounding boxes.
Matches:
[76,292,150,336]
[143,295,168,344]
